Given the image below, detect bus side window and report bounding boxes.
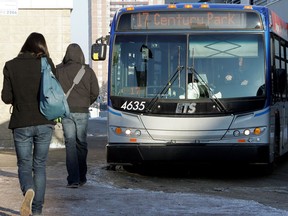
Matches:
[273,68,287,96]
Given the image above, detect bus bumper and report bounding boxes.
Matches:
[106,143,271,165]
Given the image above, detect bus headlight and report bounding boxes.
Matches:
[113,127,142,137]
[243,129,250,136]
[230,127,266,138]
[243,127,264,136]
[125,129,132,136]
[233,130,240,137]
[135,130,141,136]
[115,127,122,135]
[253,127,261,135]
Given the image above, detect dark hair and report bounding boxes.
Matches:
[20,32,50,58]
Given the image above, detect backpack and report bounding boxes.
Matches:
[40,57,70,120]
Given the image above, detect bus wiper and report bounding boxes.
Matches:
[188,67,227,113]
[146,65,184,113]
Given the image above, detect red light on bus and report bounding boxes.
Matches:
[130,138,137,142]
[115,127,122,135]
[254,127,261,135]
[238,139,246,143]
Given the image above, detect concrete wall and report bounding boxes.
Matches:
[0,1,72,148]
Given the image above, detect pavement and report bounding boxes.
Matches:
[1,118,288,216]
[0,117,107,216]
[2,144,288,216]
[0,148,65,216]
[0,134,107,216]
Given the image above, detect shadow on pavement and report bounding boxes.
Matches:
[0,206,19,216]
[0,170,17,178]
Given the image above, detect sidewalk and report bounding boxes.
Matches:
[0,119,107,216]
[0,140,106,216]
[1,141,288,216]
[0,148,68,216]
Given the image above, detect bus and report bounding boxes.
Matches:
[91,3,288,169]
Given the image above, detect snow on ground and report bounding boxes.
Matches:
[45,175,288,216]
[90,188,288,216]
[45,117,288,216]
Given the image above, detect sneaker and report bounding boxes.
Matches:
[66,183,79,188]
[32,210,43,216]
[79,180,87,186]
[20,189,35,216]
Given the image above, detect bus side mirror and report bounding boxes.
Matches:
[91,43,107,61]
[273,69,287,94]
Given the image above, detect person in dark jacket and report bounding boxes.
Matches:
[1,32,56,216]
[56,43,99,188]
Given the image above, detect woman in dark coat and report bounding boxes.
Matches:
[1,32,56,216]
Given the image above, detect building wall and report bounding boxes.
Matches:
[91,0,110,89]
[0,1,72,148]
[0,0,169,148]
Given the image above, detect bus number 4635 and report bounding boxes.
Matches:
[121,101,146,111]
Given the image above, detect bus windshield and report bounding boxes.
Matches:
[111,33,265,99]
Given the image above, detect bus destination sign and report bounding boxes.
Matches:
[118,11,261,30]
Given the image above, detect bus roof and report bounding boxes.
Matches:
[115,3,288,40]
[115,3,266,31]
[118,3,266,12]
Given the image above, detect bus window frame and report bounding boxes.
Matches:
[116,9,263,32]
[271,33,288,101]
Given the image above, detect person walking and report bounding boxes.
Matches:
[56,43,99,188]
[1,32,56,216]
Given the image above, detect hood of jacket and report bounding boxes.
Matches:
[62,43,85,64]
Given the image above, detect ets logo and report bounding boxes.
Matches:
[175,103,196,114]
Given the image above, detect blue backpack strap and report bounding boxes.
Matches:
[41,57,49,73]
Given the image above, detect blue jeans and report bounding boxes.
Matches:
[13,124,54,214]
[62,113,89,184]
